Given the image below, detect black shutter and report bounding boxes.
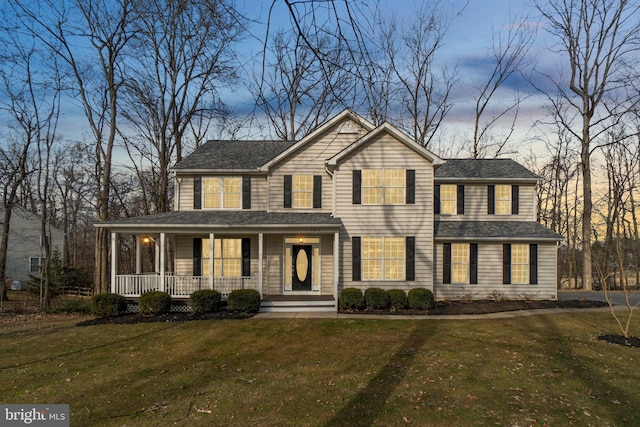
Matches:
[284,175,292,208]
[434,184,441,214]
[193,238,202,276]
[443,243,451,284]
[470,243,478,284]
[406,236,415,281]
[313,175,322,208]
[242,238,251,276]
[530,244,538,284]
[352,170,361,204]
[242,177,251,209]
[406,170,416,204]
[488,185,495,215]
[512,185,519,215]
[193,177,202,210]
[457,185,465,215]
[352,237,361,281]
[503,244,511,284]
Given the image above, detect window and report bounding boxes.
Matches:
[440,184,457,214]
[203,177,241,209]
[511,244,529,284]
[202,238,242,277]
[443,243,477,284]
[29,257,45,273]
[489,184,519,215]
[451,244,469,283]
[362,169,405,205]
[495,184,511,215]
[503,243,537,284]
[361,237,405,280]
[293,175,313,208]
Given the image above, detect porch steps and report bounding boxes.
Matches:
[260,296,336,312]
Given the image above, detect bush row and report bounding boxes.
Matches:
[90,288,261,317]
[339,287,435,311]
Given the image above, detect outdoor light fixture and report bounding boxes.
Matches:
[142,236,155,244]
[299,236,304,244]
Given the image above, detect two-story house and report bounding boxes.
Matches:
[97,110,562,311]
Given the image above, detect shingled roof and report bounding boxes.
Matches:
[434,221,563,241]
[96,211,342,231]
[172,140,296,171]
[435,159,540,181]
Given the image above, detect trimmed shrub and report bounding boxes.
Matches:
[91,293,127,317]
[387,289,407,309]
[190,289,222,314]
[408,288,435,310]
[138,291,171,316]
[364,287,388,309]
[339,287,363,310]
[227,289,261,313]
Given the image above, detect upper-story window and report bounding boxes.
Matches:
[488,184,519,215]
[203,177,241,209]
[284,175,322,209]
[293,175,313,208]
[434,184,464,215]
[362,169,405,205]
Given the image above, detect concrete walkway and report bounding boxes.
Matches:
[254,291,638,320]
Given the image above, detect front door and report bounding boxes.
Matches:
[292,245,312,291]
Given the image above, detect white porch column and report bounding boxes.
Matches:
[111,232,118,293]
[209,233,214,289]
[258,233,264,298]
[159,233,166,292]
[333,231,339,309]
[135,235,142,274]
[154,238,160,273]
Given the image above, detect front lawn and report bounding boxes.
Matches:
[0,312,638,426]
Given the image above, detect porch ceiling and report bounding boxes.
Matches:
[95,210,342,234]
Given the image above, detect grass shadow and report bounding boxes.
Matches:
[325,323,434,426]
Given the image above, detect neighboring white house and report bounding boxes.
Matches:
[0,205,64,288]
[97,110,562,311]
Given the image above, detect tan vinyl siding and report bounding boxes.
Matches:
[177,176,268,211]
[175,235,194,275]
[433,241,557,301]
[320,234,334,295]
[435,183,536,221]
[264,235,283,295]
[269,123,365,212]
[335,132,434,292]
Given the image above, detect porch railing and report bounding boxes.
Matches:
[113,274,258,298]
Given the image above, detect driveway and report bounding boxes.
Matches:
[558,290,640,306]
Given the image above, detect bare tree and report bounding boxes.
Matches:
[470,14,535,158]
[385,3,457,147]
[536,0,640,290]
[253,29,350,140]
[121,0,244,214]
[10,0,138,294]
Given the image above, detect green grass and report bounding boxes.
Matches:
[0,312,638,426]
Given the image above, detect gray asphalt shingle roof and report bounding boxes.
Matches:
[172,140,296,171]
[434,221,563,241]
[435,159,540,180]
[98,210,342,229]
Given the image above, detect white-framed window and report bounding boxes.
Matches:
[440,184,457,215]
[495,184,511,215]
[202,238,242,277]
[362,169,405,205]
[203,177,241,209]
[29,257,45,273]
[293,175,313,208]
[361,237,405,280]
[511,244,529,284]
[451,243,469,283]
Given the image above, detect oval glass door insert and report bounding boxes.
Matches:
[296,249,309,281]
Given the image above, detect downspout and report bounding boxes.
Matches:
[325,162,335,217]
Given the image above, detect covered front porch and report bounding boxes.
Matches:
[98,211,343,309]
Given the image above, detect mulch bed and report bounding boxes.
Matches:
[341,299,609,316]
[597,334,640,348]
[76,310,252,326]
